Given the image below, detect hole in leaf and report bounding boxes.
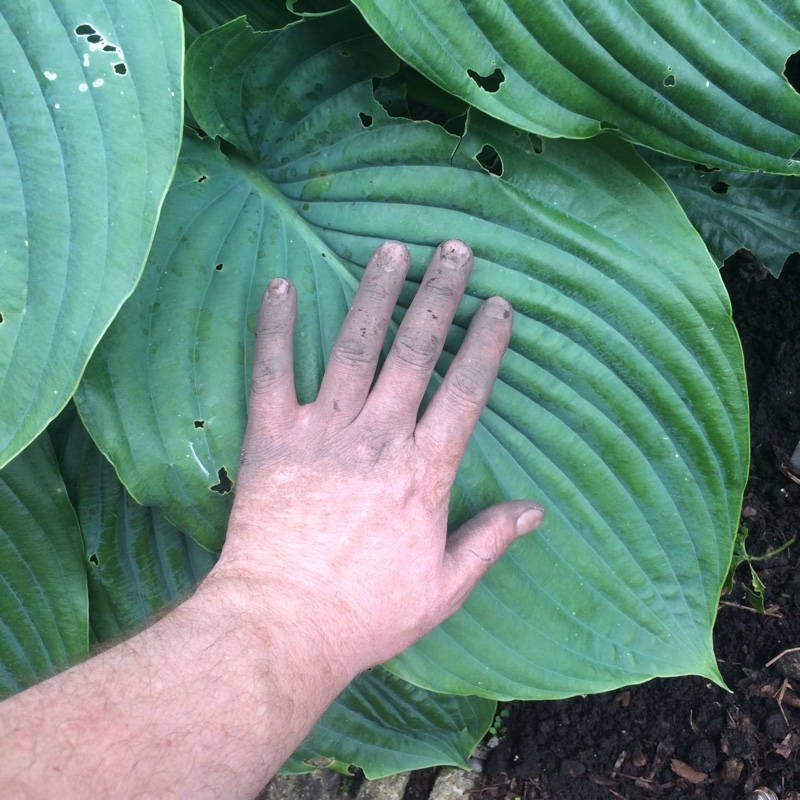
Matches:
[340,50,349,57]
[693,163,719,172]
[599,120,618,130]
[215,263,223,271]
[194,420,205,428]
[467,67,505,93]
[197,174,207,183]
[88,553,99,566]
[75,24,96,36]
[87,33,102,43]
[113,63,128,76]
[358,112,373,128]
[103,44,117,52]
[785,51,800,93]
[210,467,233,494]
[527,132,544,154]
[476,144,503,176]
[711,180,729,194]
[663,74,676,87]
[0,311,4,324]
[444,114,467,136]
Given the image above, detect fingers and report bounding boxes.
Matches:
[249,277,298,420]
[415,295,513,470]
[443,501,544,610]
[315,241,411,424]
[368,240,474,427]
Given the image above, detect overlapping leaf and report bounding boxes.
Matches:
[351,0,800,174]
[77,13,748,700]
[0,0,183,469]
[0,434,87,697]
[643,151,800,276]
[283,666,495,779]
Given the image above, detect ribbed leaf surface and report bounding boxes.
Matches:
[352,0,800,174]
[77,14,748,699]
[0,434,87,697]
[0,0,182,469]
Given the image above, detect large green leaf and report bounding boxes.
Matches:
[642,151,800,276]
[283,667,495,779]
[77,14,748,700]
[351,0,800,174]
[0,0,183,469]
[0,433,87,697]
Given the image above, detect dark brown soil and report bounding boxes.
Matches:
[474,252,800,800]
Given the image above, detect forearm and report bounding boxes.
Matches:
[0,573,352,799]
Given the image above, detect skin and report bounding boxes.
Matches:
[0,240,544,799]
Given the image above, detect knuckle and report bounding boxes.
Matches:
[444,364,490,410]
[250,358,290,394]
[392,329,440,372]
[331,337,372,368]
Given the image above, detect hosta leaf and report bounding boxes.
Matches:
[282,667,495,779]
[642,151,800,276]
[0,0,182,469]
[177,0,296,43]
[351,0,800,174]
[77,14,748,700]
[0,433,87,697]
[51,408,217,643]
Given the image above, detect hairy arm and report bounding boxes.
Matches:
[0,240,544,799]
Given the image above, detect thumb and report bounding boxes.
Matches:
[443,501,544,608]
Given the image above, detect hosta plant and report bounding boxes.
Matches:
[3,0,799,780]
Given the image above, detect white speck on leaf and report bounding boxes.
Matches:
[54,103,60,109]
[93,78,104,88]
[43,71,57,80]
[83,53,90,67]
[79,83,88,92]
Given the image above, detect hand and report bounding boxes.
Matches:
[211,240,544,676]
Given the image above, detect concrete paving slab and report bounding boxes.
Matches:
[258,770,344,800]
[355,772,410,800]
[429,767,481,799]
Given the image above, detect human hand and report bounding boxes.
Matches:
[209,240,544,677]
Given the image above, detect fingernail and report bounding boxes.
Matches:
[439,239,471,269]
[516,504,545,536]
[484,296,512,320]
[268,278,289,300]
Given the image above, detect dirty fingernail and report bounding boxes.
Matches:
[439,239,472,269]
[484,296,512,320]
[377,241,410,272]
[269,277,289,300]
[516,504,545,536]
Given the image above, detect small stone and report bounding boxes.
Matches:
[772,650,800,682]
[721,757,743,785]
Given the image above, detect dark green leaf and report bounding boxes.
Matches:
[0,434,87,697]
[351,0,800,173]
[642,151,800,276]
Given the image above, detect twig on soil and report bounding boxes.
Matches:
[719,600,783,617]
[765,646,800,668]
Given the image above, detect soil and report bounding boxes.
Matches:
[466,252,800,800]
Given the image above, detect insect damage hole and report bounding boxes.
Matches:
[467,67,505,93]
[785,50,800,93]
[88,553,99,566]
[210,467,233,494]
[475,144,503,176]
[113,63,128,76]
[75,23,97,36]
[194,420,205,428]
[214,263,224,271]
[358,112,373,128]
[711,180,729,194]
[663,74,676,87]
